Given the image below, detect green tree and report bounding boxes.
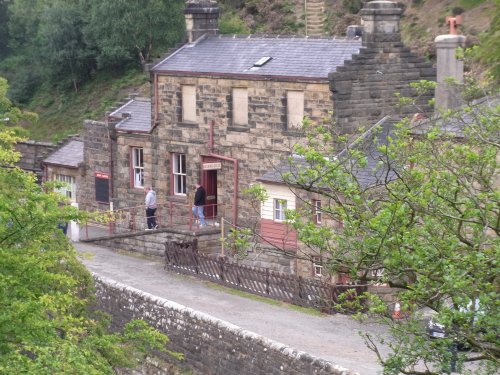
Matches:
[0,77,182,373]
[82,0,185,68]
[271,90,499,373]
[37,1,94,92]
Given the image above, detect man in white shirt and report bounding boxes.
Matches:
[144,187,158,230]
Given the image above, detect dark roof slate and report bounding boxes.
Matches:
[43,140,84,168]
[110,98,152,133]
[259,117,396,189]
[152,35,361,79]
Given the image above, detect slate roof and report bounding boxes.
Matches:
[411,95,499,138]
[110,98,152,133]
[152,35,362,80]
[259,117,396,189]
[43,140,84,168]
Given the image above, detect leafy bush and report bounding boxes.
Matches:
[219,13,250,34]
[342,0,363,14]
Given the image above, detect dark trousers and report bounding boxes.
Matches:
[146,208,157,229]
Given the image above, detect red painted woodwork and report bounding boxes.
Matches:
[202,169,217,218]
[260,218,297,250]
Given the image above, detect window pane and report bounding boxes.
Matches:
[180,154,186,174]
[132,147,144,188]
[173,153,187,195]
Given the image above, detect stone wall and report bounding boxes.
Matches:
[113,134,151,210]
[330,1,436,133]
[94,276,358,375]
[15,140,56,181]
[152,76,333,224]
[330,46,435,132]
[84,228,221,258]
[80,120,112,212]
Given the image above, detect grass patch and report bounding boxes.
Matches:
[24,68,149,141]
[207,283,325,316]
[458,0,486,10]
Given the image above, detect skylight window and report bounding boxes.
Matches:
[253,56,272,67]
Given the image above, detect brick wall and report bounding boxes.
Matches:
[94,276,358,375]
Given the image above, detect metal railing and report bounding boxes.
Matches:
[83,201,232,238]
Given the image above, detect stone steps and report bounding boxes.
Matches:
[305,0,325,36]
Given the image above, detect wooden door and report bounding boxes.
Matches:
[202,170,217,218]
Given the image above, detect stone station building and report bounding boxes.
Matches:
[77,0,436,276]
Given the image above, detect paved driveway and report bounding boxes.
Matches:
[75,242,389,375]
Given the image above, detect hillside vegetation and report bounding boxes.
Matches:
[0,0,497,141]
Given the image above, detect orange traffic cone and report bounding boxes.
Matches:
[392,302,403,319]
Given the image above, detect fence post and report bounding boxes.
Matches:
[220,217,225,257]
[218,256,225,282]
[298,276,304,303]
[266,268,270,296]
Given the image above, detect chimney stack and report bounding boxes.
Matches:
[434,19,466,112]
[184,0,219,43]
[360,1,402,48]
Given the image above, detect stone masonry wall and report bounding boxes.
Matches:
[15,140,56,181]
[330,45,436,133]
[94,276,358,375]
[85,228,221,258]
[80,120,112,212]
[152,76,333,225]
[113,134,152,210]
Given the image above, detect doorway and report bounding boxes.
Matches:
[202,169,217,218]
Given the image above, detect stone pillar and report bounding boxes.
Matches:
[434,34,466,112]
[360,1,402,48]
[184,0,219,43]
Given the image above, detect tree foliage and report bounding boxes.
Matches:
[82,0,184,69]
[270,85,499,374]
[1,0,184,98]
[0,80,182,373]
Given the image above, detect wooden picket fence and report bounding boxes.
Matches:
[164,240,367,313]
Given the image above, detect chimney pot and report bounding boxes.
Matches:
[360,1,403,48]
[184,0,219,43]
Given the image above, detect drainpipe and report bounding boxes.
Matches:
[153,73,159,126]
[105,113,116,203]
[206,120,238,226]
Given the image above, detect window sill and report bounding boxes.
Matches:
[167,195,187,203]
[283,130,302,137]
[227,125,250,133]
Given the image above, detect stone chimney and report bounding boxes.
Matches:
[184,0,219,43]
[434,26,466,111]
[360,1,402,48]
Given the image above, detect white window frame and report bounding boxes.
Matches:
[313,200,322,224]
[287,90,304,129]
[172,153,186,195]
[232,87,248,126]
[182,85,197,123]
[54,174,76,201]
[312,256,323,277]
[132,147,144,188]
[274,199,287,222]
